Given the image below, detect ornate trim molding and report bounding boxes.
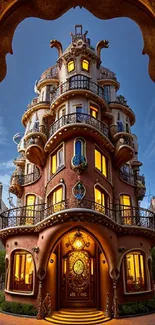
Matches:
[1,1,155,82]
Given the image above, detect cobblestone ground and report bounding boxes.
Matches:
[1,313,155,325]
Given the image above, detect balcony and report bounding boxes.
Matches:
[0,199,154,234]
[45,113,114,152]
[50,75,106,108]
[113,135,135,169]
[9,173,23,198]
[109,96,135,126]
[25,137,45,168]
[22,100,50,126]
[36,66,59,91]
[9,167,40,197]
[119,169,146,200]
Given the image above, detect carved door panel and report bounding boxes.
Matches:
[61,250,96,307]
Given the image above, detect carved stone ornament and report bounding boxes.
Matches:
[1,1,155,82]
[72,181,86,200]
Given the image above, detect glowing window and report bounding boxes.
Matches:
[120,194,132,225]
[95,149,107,177]
[26,195,35,224]
[68,60,75,73]
[125,252,145,292]
[94,187,106,213]
[12,250,34,292]
[51,146,64,175]
[82,59,89,71]
[90,106,98,119]
[48,186,64,212]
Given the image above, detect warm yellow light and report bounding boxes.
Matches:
[82,59,89,71]
[91,258,94,275]
[64,258,67,275]
[68,60,74,72]
[52,153,57,174]
[95,149,101,171]
[90,106,98,119]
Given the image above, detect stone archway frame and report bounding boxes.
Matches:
[1,0,155,83]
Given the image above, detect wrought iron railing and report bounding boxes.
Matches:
[51,77,105,102]
[27,100,50,111]
[26,124,47,137]
[49,113,109,138]
[119,170,135,185]
[0,199,154,231]
[10,167,40,187]
[119,169,145,187]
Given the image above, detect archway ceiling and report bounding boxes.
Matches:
[0,0,155,82]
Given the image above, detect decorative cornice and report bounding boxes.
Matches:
[1,210,155,242]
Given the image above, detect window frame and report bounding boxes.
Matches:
[9,249,35,295]
[94,185,109,214]
[120,194,132,225]
[81,58,90,72]
[50,144,64,177]
[90,105,99,119]
[123,250,147,294]
[67,60,75,73]
[94,148,107,178]
[47,184,65,212]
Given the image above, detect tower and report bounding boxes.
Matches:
[0,25,154,322]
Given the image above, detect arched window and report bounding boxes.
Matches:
[125,251,146,292]
[94,186,109,213]
[68,60,75,73]
[47,186,64,212]
[26,194,36,224]
[11,250,34,292]
[75,138,84,156]
[82,59,89,71]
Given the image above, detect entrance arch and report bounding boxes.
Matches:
[43,226,113,311]
[1,1,155,82]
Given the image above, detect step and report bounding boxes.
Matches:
[56,311,104,318]
[52,314,105,322]
[59,310,98,316]
[45,316,110,325]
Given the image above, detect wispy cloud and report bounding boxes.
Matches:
[0,160,14,169]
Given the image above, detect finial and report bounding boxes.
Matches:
[96,40,109,63]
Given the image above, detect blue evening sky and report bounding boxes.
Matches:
[0,7,154,207]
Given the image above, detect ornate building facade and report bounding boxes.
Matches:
[0,25,154,323]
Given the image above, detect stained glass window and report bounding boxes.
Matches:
[73,182,85,200]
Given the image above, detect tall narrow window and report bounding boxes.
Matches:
[82,59,89,71]
[58,106,66,119]
[120,195,132,225]
[94,187,106,213]
[90,105,98,119]
[75,139,84,156]
[125,252,145,292]
[12,250,34,292]
[27,163,33,175]
[51,146,64,175]
[48,186,63,212]
[95,149,107,177]
[104,85,111,102]
[68,60,75,73]
[26,194,35,224]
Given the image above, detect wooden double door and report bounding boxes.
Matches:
[59,247,98,308]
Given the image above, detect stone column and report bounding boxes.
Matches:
[113,278,118,318]
[37,280,43,319]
